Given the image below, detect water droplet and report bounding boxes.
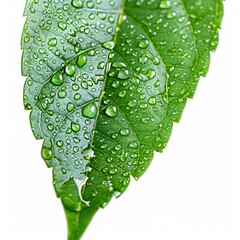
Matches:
[74,93,81,100]
[105,105,118,117]
[148,96,156,105]
[72,0,83,8]
[120,128,130,136]
[58,90,67,98]
[61,168,67,174]
[112,61,127,68]
[84,132,91,140]
[167,11,177,19]
[24,36,30,43]
[71,122,80,132]
[41,146,53,160]
[129,142,138,149]
[119,90,126,98]
[58,21,67,30]
[159,0,171,9]
[48,38,57,46]
[82,102,97,119]
[97,62,105,69]
[117,69,130,79]
[109,168,118,175]
[128,99,137,107]
[77,53,87,68]
[47,124,54,131]
[97,12,107,20]
[65,64,76,76]
[67,102,75,112]
[138,39,149,49]
[56,140,63,147]
[146,69,156,79]
[51,72,64,86]
[102,41,115,50]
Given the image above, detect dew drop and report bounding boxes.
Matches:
[102,41,115,50]
[41,146,53,160]
[112,61,127,68]
[159,0,171,9]
[71,122,80,132]
[51,72,64,86]
[58,90,67,99]
[58,22,67,30]
[138,39,149,49]
[65,64,76,76]
[117,69,130,79]
[67,102,75,112]
[48,38,57,46]
[120,128,130,136]
[105,105,118,117]
[77,53,87,68]
[82,102,97,119]
[72,0,83,8]
[146,69,156,79]
[24,36,30,43]
[167,11,177,19]
[56,140,63,147]
[109,168,118,175]
[148,96,156,105]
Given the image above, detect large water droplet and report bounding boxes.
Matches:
[51,72,64,86]
[120,128,130,136]
[117,69,130,79]
[105,105,118,117]
[72,0,83,8]
[65,64,76,76]
[167,11,177,19]
[82,102,97,119]
[103,41,115,50]
[77,53,87,68]
[41,146,53,160]
[48,38,57,46]
[71,122,80,132]
[138,39,149,49]
[159,0,171,9]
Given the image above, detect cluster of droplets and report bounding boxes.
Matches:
[23,0,222,211]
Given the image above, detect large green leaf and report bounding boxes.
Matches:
[21,0,223,239]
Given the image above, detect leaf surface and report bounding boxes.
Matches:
[21,0,223,239]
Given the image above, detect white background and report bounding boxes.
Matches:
[0,0,239,240]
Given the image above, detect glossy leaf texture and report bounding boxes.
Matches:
[21,0,223,239]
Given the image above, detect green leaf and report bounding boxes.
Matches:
[21,0,223,239]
